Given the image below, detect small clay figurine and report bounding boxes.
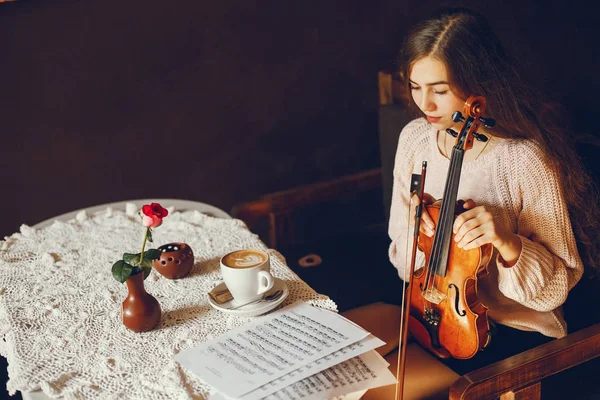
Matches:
[153,242,194,279]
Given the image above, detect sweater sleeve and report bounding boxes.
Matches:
[388,120,426,281]
[495,142,583,312]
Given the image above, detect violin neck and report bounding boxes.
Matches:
[429,145,465,277]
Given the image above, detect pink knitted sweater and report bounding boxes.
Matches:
[389,118,584,338]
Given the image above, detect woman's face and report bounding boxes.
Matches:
[409,56,465,131]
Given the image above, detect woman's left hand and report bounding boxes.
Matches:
[453,199,522,265]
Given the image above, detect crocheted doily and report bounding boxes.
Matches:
[0,205,337,399]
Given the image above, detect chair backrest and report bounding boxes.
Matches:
[379,104,413,222]
[377,71,413,222]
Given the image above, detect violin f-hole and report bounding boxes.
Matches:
[448,283,466,317]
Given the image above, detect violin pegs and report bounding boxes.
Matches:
[473,132,488,142]
[446,128,459,138]
[479,116,496,128]
[452,111,465,123]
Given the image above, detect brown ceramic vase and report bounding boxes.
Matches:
[122,272,161,332]
[153,242,194,279]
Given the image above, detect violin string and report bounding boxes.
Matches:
[442,146,462,276]
[429,141,460,292]
[428,130,454,287]
[426,138,450,289]
[426,133,445,288]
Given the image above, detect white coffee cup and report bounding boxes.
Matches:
[220,249,275,304]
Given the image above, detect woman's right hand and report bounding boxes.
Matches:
[409,192,436,237]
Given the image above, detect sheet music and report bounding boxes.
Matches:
[175,301,369,398]
[211,335,385,400]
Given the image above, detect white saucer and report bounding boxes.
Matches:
[207,278,289,317]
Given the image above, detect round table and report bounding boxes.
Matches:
[0,200,335,400]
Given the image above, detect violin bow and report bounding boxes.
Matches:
[395,160,427,400]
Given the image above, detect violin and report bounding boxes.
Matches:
[396,96,496,398]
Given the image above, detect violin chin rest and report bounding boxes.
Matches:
[408,315,452,359]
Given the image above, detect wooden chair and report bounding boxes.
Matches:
[232,72,600,399]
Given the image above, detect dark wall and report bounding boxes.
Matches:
[1,0,597,237]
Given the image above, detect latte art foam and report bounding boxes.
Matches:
[234,255,263,267]
[222,249,268,269]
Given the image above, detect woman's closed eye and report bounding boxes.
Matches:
[410,85,447,95]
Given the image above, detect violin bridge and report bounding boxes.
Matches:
[422,287,446,304]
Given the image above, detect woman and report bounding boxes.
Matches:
[343,7,600,399]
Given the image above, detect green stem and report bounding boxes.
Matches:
[139,227,150,266]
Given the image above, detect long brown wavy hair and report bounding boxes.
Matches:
[397,7,600,277]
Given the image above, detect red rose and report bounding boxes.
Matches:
[141,203,169,228]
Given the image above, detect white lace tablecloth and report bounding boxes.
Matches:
[0,205,337,399]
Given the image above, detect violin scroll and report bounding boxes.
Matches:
[447,95,496,150]
[463,95,487,117]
